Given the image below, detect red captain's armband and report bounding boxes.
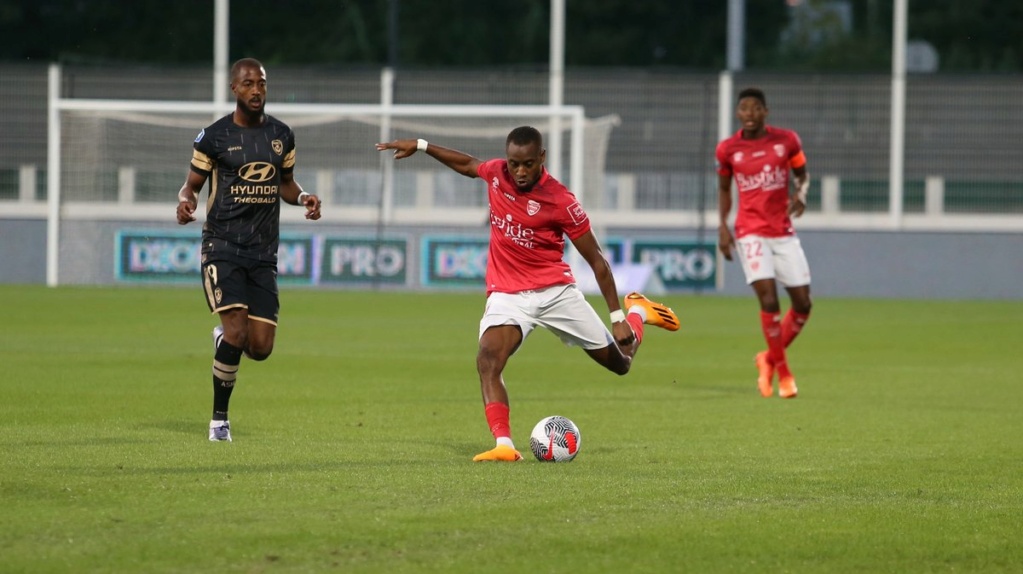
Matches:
[790,150,807,169]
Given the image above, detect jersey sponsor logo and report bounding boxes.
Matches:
[227,146,242,152]
[272,139,284,155]
[239,161,276,183]
[491,177,499,190]
[229,185,279,203]
[526,199,541,216]
[567,201,587,225]
[734,164,789,193]
[490,211,536,249]
[774,144,786,157]
[194,128,205,143]
[752,150,766,158]
[503,192,516,201]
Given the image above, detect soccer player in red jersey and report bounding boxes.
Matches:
[378,127,679,461]
[716,87,812,399]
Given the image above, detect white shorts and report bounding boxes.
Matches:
[735,234,811,287]
[479,284,613,351]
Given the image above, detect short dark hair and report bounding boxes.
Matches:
[506,126,543,149]
[230,58,264,80]
[737,87,766,106]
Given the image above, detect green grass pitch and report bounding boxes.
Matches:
[1,286,1021,573]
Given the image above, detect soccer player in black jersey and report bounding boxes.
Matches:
[176,58,321,442]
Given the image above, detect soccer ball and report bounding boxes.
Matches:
[529,416,581,462]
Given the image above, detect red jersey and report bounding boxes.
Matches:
[477,158,591,295]
[716,126,806,238]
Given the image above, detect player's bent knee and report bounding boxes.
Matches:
[247,344,273,361]
[589,346,631,376]
[609,359,631,376]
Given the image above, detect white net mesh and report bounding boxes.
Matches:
[55,103,617,285]
[59,105,618,209]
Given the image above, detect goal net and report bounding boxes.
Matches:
[51,101,618,286]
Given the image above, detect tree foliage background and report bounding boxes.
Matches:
[0,0,1020,72]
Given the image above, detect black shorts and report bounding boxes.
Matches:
[202,258,280,325]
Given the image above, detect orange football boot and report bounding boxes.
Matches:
[778,374,798,399]
[472,445,523,462]
[623,292,680,331]
[755,351,774,398]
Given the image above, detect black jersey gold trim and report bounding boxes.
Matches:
[190,114,297,263]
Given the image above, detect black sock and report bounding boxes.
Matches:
[212,339,243,420]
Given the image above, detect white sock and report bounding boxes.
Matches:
[629,306,648,322]
[496,436,515,449]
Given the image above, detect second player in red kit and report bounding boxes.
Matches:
[717,87,813,399]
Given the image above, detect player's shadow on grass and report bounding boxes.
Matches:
[144,419,207,436]
[680,382,764,397]
[8,436,147,448]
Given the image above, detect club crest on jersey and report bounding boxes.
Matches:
[194,129,205,143]
[774,144,786,157]
[492,177,499,190]
[732,151,744,163]
[567,201,587,225]
[526,200,541,216]
[272,139,284,155]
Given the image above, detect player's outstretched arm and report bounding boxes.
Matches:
[176,170,206,225]
[376,138,481,179]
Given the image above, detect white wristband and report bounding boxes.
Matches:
[297,192,310,204]
[416,138,429,151]
[609,310,626,323]
[795,180,809,202]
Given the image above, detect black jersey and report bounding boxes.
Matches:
[190,114,297,263]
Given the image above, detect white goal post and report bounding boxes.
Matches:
[47,71,618,286]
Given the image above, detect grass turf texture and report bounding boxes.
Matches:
[1,286,1021,573]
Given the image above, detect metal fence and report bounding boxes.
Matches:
[2,63,1022,224]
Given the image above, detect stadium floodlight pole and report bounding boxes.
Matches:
[213,0,229,117]
[388,0,399,69]
[378,0,398,228]
[888,0,907,228]
[716,70,734,293]
[717,71,733,146]
[726,0,745,71]
[379,67,396,225]
[46,64,61,287]
[548,0,565,185]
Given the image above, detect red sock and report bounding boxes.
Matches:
[782,310,810,348]
[760,311,786,367]
[483,402,511,440]
[626,313,645,345]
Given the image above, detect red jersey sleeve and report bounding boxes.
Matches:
[715,139,733,176]
[559,199,591,240]
[477,159,495,180]
[788,131,807,169]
